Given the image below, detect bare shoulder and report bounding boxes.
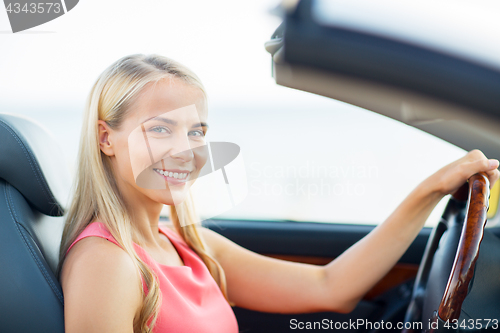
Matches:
[61,236,140,290]
[61,236,142,333]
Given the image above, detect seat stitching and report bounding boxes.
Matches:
[5,184,64,305]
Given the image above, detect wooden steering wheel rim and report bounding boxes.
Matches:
[436,172,490,321]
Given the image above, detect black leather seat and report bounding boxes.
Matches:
[0,113,70,332]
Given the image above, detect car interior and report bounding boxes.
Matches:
[1,0,500,332]
[257,0,500,331]
[2,113,499,333]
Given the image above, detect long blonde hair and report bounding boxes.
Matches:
[57,54,233,333]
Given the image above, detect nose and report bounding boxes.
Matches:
[168,133,194,162]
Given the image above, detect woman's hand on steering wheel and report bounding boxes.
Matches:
[429,149,499,197]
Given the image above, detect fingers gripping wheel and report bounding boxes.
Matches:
[402,172,490,333]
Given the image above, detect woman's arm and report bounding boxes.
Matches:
[200,149,499,314]
[321,176,442,312]
[322,149,499,312]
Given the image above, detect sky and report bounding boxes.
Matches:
[0,0,288,107]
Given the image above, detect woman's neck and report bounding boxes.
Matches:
[114,174,165,248]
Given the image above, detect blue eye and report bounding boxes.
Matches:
[189,130,205,137]
[150,126,168,133]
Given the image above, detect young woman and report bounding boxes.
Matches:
[57,54,500,333]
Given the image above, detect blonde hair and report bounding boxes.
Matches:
[57,54,233,333]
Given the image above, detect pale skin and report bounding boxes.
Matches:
[60,78,500,333]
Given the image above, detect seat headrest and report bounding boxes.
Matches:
[0,113,71,216]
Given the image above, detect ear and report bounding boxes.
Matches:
[97,120,114,156]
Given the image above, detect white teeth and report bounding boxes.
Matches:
[155,169,189,179]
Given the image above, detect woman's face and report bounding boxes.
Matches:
[100,78,209,206]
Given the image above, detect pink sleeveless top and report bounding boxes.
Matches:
[66,221,239,333]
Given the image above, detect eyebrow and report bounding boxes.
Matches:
[142,116,209,129]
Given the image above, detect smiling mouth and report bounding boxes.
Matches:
[152,168,192,186]
[153,168,190,179]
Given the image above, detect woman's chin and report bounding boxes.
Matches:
[139,174,196,205]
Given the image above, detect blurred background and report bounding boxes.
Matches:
[0,0,466,226]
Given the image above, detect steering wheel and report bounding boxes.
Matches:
[402,172,490,333]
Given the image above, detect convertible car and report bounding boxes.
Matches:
[0,0,499,332]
